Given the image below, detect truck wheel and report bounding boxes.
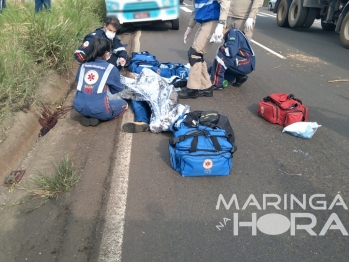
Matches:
[321,18,336,31]
[288,0,308,28]
[340,12,349,48]
[302,7,317,28]
[277,0,292,27]
[172,18,179,30]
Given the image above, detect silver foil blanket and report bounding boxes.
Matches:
[119,68,190,133]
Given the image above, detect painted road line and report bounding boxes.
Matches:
[258,12,276,18]
[251,39,287,59]
[98,108,134,262]
[180,6,192,12]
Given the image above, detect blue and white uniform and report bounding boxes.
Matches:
[74,27,127,67]
[210,28,255,87]
[194,0,220,23]
[73,59,127,121]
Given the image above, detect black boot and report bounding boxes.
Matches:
[177,87,213,99]
[232,75,248,87]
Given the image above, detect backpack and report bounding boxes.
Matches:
[169,112,236,177]
[258,93,309,127]
[127,51,160,74]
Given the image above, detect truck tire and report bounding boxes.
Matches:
[172,18,179,30]
[321,18,336,31]
[277,0,292,27]
[340,12,349,48]
[302,7,317,28]
[288,0,308,28]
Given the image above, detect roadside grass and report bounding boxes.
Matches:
[5,155,80,212]
[0,0,105,127]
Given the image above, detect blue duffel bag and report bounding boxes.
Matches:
[169,112,235,177]
[127,51,160,74]
[159,62,189,79]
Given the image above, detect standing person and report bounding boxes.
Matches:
[177,0,231,99]
[227,0,263,41]
[223,0,263,87]
[73,37,128,127]
[74,16,127,70]
[35,0,51,12]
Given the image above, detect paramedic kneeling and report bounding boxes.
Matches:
[73,38,128,127]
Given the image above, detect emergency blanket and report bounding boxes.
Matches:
[119,68,190,133]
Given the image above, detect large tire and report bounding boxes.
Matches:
[288,0,308,28]
[340,12,349,48]
[321,18,336,31]
[277,0,292,27]
[302,7,317,28]
[172,18,179,30]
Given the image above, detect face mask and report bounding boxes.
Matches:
[105,30,115,40]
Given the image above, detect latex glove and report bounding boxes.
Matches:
[214,23,224,40]
[184,27,192,44]
[245,18,254,31]
[119,57,126,66]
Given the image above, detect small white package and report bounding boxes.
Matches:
[282,122,321,139]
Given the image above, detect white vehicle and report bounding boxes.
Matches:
[106,0,180,30]
[274,0,349,48]
[268,0,277,11]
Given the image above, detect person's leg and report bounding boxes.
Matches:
[122,100,150,133]
[35,0,42,12]
[210,47,227,89]
[177,21,216,99]
[43,0,51,11]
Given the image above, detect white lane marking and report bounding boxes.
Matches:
[258,12,277,18]
[251,39,287,59]
[98,109,134,262]
[180,6,192,12]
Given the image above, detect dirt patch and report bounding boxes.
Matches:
[287,53,329,65]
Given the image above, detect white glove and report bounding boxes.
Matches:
[244,18,254,31]
[214,23,224,40]
[184,27,192,44]
[119,57,126,66]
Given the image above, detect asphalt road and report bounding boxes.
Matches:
[99,3,349,262]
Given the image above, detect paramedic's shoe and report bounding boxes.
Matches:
[232,75,248,87]
[177,87,213,99]
[122,122,149,133]
[212,85,224,91]
[80,116,100,127]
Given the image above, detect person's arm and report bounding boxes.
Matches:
[74,33,95,63]
[188,9,197,29]
[112,37,127,60]
[248,0,264,19]
[217,0,231,23]
[107,66,124,94]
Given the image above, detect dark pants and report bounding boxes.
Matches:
[35,0,51,12]
[130,100,151,124]
[0,0,6,10]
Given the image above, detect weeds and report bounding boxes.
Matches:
[0,0,106,126]
[5,155,81,212]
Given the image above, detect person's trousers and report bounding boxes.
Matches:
[226,17,254,41]
[35,0,51,12]
[0,0,6,10]
[130,100,151,124]
[187,20,218,90]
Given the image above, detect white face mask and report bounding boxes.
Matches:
[105,30,115,40]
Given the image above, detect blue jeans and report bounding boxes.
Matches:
[1,0,6,10]
[35,0,51,12]
[130,100,151,124]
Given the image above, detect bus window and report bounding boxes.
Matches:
[106,0,180,30]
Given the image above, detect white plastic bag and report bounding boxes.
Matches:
[282,122,321,139]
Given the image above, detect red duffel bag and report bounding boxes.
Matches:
[258,93,309,127]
